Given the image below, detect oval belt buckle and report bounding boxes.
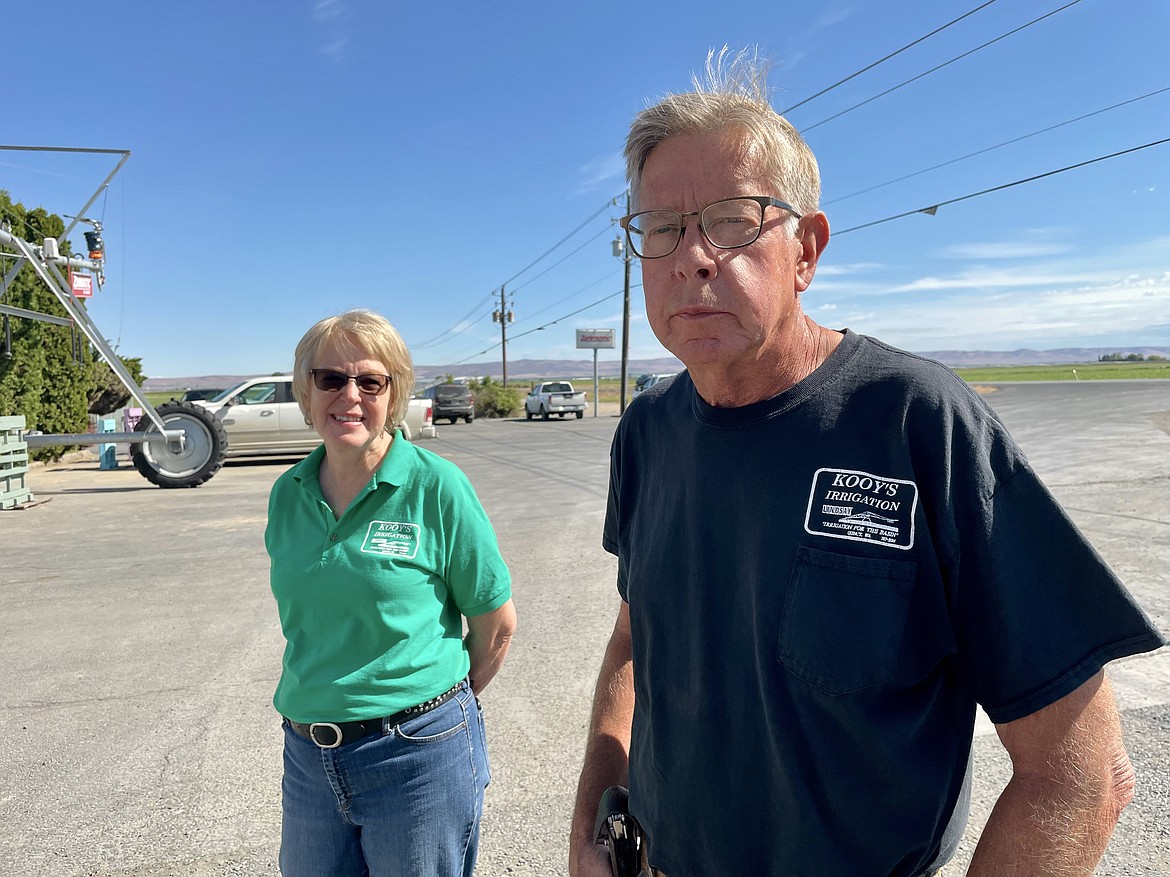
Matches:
[308,722,344,749]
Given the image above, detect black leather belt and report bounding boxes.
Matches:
[286,679,466,749]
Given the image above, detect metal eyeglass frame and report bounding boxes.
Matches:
[619,195,802,259]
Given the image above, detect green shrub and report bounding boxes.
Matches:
[469,376,521,418]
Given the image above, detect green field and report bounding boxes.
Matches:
[143,391,185,407]
[589,363,1169,399]
[138,362,1165,411]
[952,361,1170,382]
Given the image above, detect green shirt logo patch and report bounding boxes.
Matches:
[361,520,420,558]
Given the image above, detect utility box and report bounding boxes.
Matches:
[98,418,118,470]
[0,415,34,509]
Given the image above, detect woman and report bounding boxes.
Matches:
[266,309,516,877]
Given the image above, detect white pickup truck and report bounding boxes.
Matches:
[190,375,435,456]
[524,381,587,421]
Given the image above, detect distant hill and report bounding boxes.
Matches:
[413,357,686,384]
[143,373,285,393]
[142,346,1169,391]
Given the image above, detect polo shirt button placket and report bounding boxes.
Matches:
[329,534,338,543]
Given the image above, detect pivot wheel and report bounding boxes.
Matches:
[130,401,228,488]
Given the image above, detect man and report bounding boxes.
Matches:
[568,50,1165,877]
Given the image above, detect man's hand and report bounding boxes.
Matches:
[569,838,616,877]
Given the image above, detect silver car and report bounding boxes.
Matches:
[194,375,434,457]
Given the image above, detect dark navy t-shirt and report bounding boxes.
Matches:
[603,329,1164,877]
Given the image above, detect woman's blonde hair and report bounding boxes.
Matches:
[292,309,415,430]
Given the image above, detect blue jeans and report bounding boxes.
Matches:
[279,682,490,877]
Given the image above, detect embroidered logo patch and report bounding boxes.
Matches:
[804,468,918,550]
[360,521,420,558]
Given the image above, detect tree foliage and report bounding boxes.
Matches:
[0,191,143,460]
[1098,352,1155,362]
[89,356,147,415]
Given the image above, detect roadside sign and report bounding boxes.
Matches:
[70,270,94,298]
[576,328,614,349]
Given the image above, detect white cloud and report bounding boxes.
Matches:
[837,271,1170,350]
[312,0,346,21]
[320,37,348,60]
[810,3,856,30]
[312,0,350,60]
[577,154,626,193]
[941,241,1073,260]
[815,262,885,276]
[890,268,1123,293]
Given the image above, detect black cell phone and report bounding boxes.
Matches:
[594,785,646,877]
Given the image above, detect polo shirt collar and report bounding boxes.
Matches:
[370,429,412,489]
[290,429,411,496]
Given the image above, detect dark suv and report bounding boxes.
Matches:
[423,383,475,424]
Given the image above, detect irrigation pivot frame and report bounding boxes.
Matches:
[0,146,227,487]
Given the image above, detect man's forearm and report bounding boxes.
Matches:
[966,755,1133,875]
[571,660,635,840]
[970,672,1136,876]
[569,612,636,874]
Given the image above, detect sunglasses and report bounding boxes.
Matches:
[309,368,393,396]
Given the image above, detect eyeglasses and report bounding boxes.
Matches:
[310,369,393,396]
[619,196,801,259]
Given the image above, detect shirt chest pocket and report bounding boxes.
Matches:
[778,545,918,696]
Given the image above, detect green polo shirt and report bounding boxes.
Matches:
[266,432,511,723]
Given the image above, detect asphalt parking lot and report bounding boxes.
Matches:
[1,380,1167,876]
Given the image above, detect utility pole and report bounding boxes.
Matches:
[617,190,632,414]
[492,285,514,387]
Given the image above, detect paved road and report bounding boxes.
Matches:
[1,380,1166,876]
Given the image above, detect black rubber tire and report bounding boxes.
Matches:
[575,411,584,419]
[464,414,473,424]
[130,401,227,488]
[541,406,549,422]
[448,417,458,425]
[526,409,533,421]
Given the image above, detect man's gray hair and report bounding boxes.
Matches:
[625,47,821,215]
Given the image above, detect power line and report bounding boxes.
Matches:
[783,0,1001,114]
[835,137,1170,235]
[418,2,1113,365]
[448,139,1169,359]
[517,268,622,325]
[411,291,498,349]
[510,224,615,294]
[409,192,621,350]
[449,138,1170,365]
[500,194,620,289]
[824,85,1170,206]
[799,0,1085,134]
[450,284,639,366]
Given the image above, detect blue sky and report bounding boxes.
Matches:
[2,0,1167,378]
